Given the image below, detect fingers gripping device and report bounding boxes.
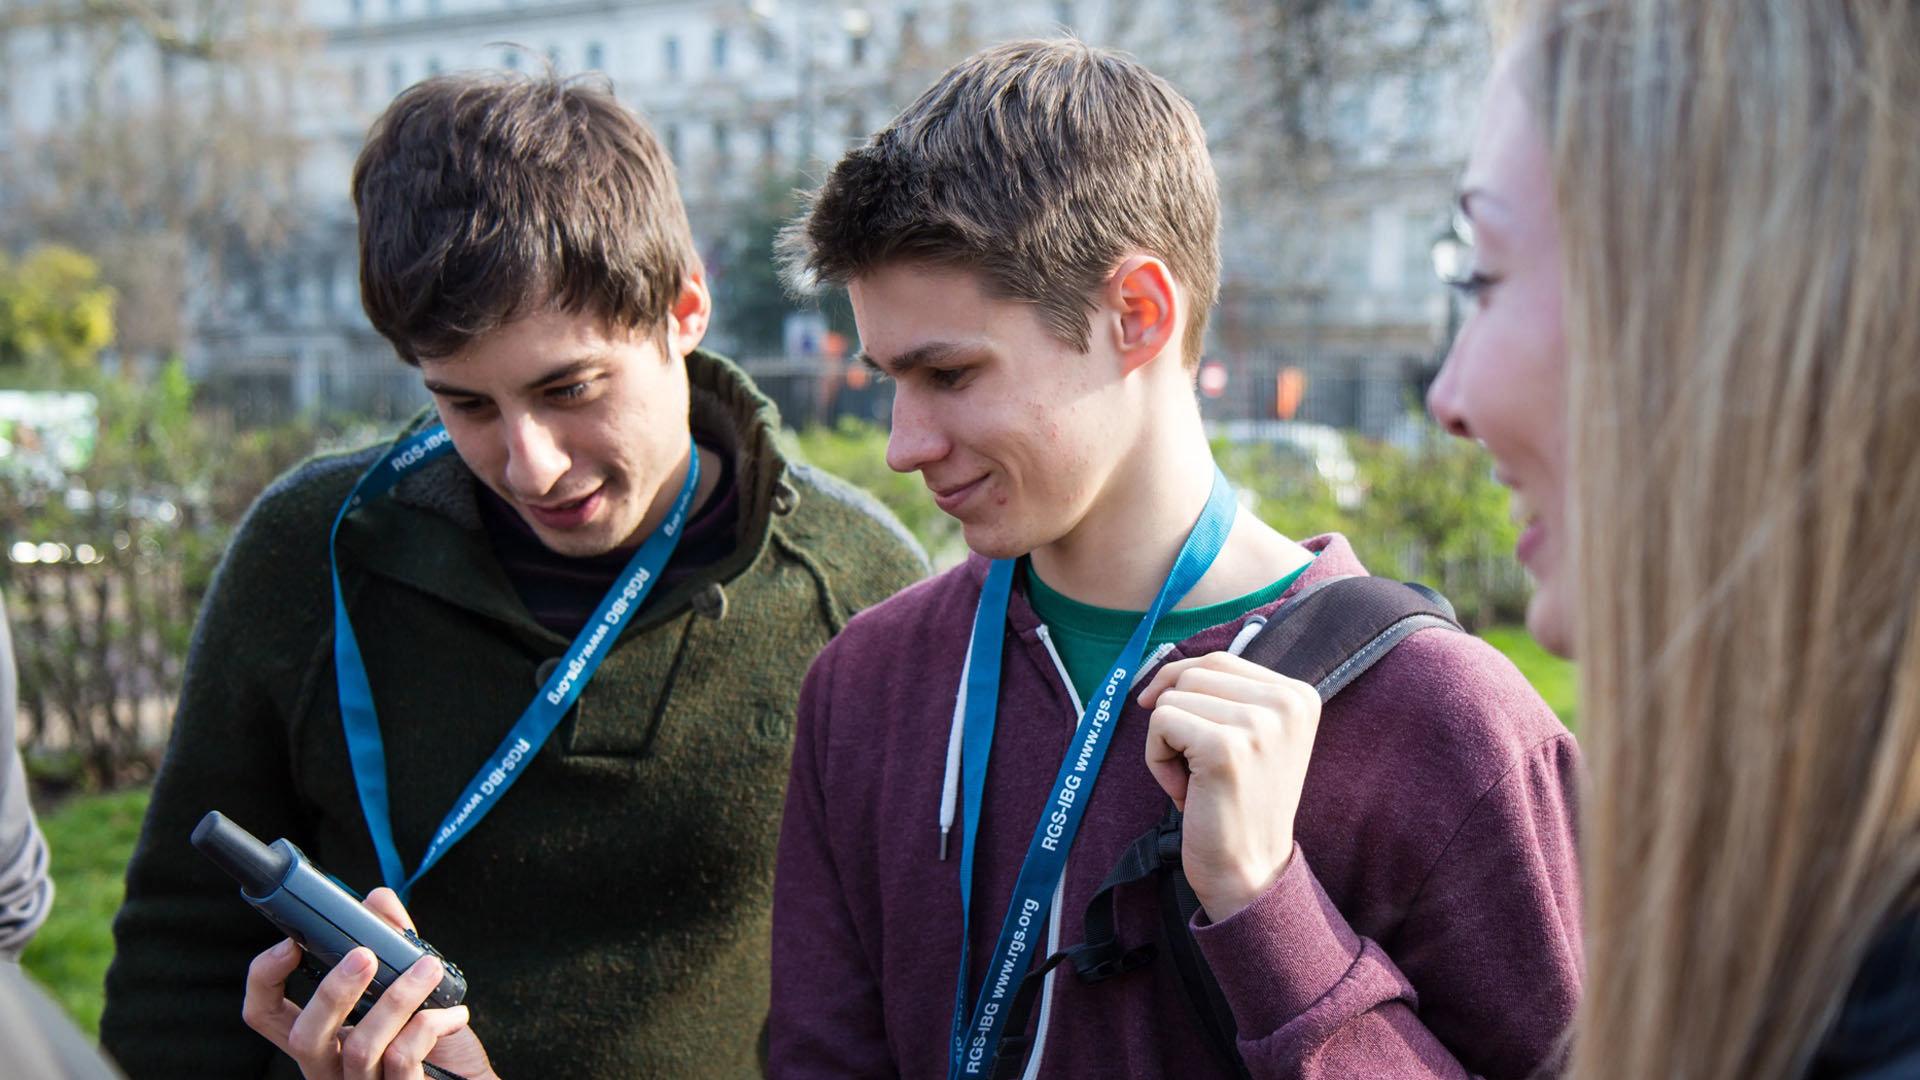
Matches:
[190,810,468,1019]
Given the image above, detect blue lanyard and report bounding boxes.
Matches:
[948,468,1237,1079]
[329,426,700,903]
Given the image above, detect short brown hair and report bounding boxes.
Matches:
[782,39,1221,365]
[353,73,699,364]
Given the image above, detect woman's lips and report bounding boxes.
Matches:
[1515,517,1545,567]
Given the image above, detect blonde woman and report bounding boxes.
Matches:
[1427,0,1920,1077]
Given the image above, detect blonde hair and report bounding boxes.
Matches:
[1528,0,1920,1076]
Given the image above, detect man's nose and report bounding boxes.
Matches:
[503,412,571,497]
[884,387,947,475]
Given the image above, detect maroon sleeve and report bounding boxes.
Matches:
[768,642,899,1078]
[1193,733,1581,1080]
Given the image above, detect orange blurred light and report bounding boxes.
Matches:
[1275,367,1305,420]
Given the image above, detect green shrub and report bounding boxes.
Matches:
[782,418,967,567]
[1338,435,1529,630]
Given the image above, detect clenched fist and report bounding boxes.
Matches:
[1138,651,1322,922]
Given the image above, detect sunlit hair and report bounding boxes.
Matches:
[1524,0,1920,1076]
[781,38,1221,367]
[352,72,699,364]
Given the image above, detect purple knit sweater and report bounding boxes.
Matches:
[771,535,1581,1079]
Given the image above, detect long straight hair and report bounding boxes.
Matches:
[1531,1,1920,1076]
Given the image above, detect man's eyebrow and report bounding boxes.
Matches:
[421,358,603,398]
[521,358,602,392]
[856,341,976,376]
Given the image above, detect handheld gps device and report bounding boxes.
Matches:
[191,810,468,1016]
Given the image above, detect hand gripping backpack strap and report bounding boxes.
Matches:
[994,575,1462,1079]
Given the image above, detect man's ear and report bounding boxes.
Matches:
[667,266,713,359]
[1105,255,1180,377]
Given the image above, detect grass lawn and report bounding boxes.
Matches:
[1477,624,1578,726]
[18,784,150,1037]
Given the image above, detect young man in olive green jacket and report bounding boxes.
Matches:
[99,73,925,1080]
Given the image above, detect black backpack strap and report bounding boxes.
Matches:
[994,576,1464,1078]
[1158,810,1251,1080]
[988,809,1178,1078]
[1237,574,1461,697]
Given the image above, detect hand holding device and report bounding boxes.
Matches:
[197,811,495,1080]
[192,810,467,1013]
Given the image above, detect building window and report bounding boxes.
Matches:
[352,64,367,104]
[665,36,681,77]
[388,0,401,17]
[713,121,731,166]
[504,50,521,70]
[350,0,364,19]
[426,56,442,76]
[849,32,866,65]
[388,59,405,96]
[760,122,777,159]
[1053,0,1073,29]
[586,41,605,70]
[547,44,562,69]
[759,29,779,63]
[664,122,681,162]
[846,108,867,141]
[426,0,440,12]
[712,30,728,71]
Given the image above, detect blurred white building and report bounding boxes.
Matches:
[0,0,1486,433]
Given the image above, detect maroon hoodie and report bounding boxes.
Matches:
[771,535,1580,1079]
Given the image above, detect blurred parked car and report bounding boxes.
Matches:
[1209,419,1365,509]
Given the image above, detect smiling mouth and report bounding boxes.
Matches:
[930,475,987,511]
[526,492,593,513]
[522,487,602,528]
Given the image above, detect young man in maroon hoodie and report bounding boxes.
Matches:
[770,39,1582,1080]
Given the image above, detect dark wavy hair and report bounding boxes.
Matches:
[352,72,699,363]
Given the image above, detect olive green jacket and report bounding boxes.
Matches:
[101,352,926,1079]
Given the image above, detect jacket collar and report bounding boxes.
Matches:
[964,531,1366,655]
[333,349,791,648]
